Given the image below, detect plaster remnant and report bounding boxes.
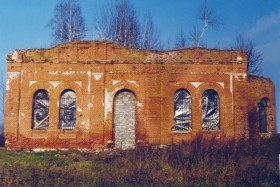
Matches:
[77,107,82,112]
[11,51,18,61]
[113,80,121,86]
[127,80,139,86]
[33,149,56,152]
[217,82,224,88]
[81,119,90,132]
[234,73,247,81]
[236,56,243,61]
[230,74,233,94]
[21,113,24,117]
[48,81,61,88]
[189,82,204,88]
[87,72,91,93]
[92,73,103,80]
[104,88,114,121]
[6,72,20,91]
[29,81,38,87]
[49,71,58,75]
[62,71,74,75]
[137,101,144,107]
[87,103,93,109]
[74,81,82,87]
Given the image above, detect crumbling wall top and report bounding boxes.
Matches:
[7,40,248,64]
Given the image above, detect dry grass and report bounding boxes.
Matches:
[0,135,279,186]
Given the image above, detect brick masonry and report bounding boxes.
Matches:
[4,41,276,150]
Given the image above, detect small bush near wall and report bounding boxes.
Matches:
[0,136,279,186]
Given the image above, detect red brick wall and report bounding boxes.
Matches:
[4,41,276,150]
[248,75,276,139]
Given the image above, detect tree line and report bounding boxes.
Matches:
[48,0,263,74]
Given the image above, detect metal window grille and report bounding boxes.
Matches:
[202,89,220,130]
[174,89,191,131]
[59,90,76,130]
[32,90,49,130]
[258,98,269,133]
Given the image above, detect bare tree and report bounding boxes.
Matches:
[174,29,188,49]
[96,1,162,49]
[140,11,162,50]
[191,0,222,47]
[233,35,263,75]
[48,0,86,44]
[96,0,140,48]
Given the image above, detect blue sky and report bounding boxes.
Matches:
[0,0,280,131]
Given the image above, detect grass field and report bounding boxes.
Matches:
[0,136,279,186]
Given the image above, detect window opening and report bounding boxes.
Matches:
[258,98,269,133]
[32,90,49,130]
[59,90,76,130]
[174,89,191,131]
[202,89,220,130]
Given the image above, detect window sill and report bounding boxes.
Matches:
[59,133,76,139]
[172,130,192,134]
[260,132,272,138]
[31,131,48,139]
[195,130,224,134]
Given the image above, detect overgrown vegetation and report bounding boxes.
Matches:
[0,136,279,186]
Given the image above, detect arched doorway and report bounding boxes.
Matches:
[114,90,136,149]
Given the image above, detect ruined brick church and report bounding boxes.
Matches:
[4,41,276,150]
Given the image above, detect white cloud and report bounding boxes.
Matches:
[248,8,280,37]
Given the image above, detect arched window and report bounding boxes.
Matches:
[174,89,191,131]
[202,89,219,130]
[258,98,269,133]
[59,89,76,130]
[32,89,49,130]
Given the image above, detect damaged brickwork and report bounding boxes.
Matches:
[4,41,276,150]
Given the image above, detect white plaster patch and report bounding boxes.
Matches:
[74,81,82,87]
[104,88,114,121]
[32,149,55,152]
[236,56,243,61]
[21,113,24,117]
[87,103,93,109]
[8,72,19,79]
[234,73,247,81]
[29,81,38,87]
[62,71,74,75]
[48,81,61,88]
[189,82,204,88]
[127,80,139,86]
[81,119,90,132]
[217,82,224,88]
[12,51,18,61]
[113,80,121,86]
[77,107,82,112]
[230,74,233,93]
[137,101,144,107]
[92,73,103,80]
[6,72,20,91]
[49,71,58,75]
[87,72,91,93]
